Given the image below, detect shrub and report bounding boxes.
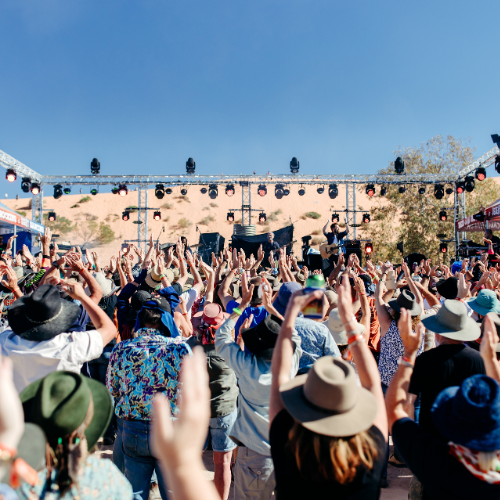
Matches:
[127,206,139,213]
[305,212,321,219]
[268,212,278,222]
[312,229,322,235]
[97,223,115,245]
[311,236,323,245]
[177,218,192,229]
[300,214,307,220]
[163,216,170,222]
[209,202,218,208]
[274,209,282,215]
[83,213,98,221]
[43,215,74,235]
[199,215,215,225]
[17,210,27,217]
[202,206,210,211]
[260,225,271,233]
[161,203,173,209]
[79,196,92,203]
[70,204,80,209]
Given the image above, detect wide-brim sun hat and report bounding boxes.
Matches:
[192,303,229,331]
[468,289,500,317]
[273,282,303,316]
[388,289,422,317]
[280,357,378,437]
[323,309,365,346]
[8,284,81,341]
[241,314,282,358]
[422,299,480,341]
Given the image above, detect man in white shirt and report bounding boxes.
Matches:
[0,282,116,393]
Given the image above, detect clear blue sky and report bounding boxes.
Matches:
[1,0,499,198]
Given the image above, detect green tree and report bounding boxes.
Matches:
[43,215,74,235]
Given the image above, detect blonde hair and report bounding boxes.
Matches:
[287,421,379,484]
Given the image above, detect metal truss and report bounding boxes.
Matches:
[137,187,148,252]
[0,150,42,182]
[31,192,43,225]
[240,181,252,226]
[345,183,357,239]
[457,146,500,179]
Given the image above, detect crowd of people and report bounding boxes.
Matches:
[1,225,500,500]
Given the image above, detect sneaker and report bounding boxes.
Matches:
[379,475,389,488]
[388,454,406,468]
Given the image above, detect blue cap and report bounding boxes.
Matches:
[272,282,303,316]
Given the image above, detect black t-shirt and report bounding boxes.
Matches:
[393,418,500,500]
[409,344,485,441]
[270,410,387,500]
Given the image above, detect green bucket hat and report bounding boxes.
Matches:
[20,371,113,450]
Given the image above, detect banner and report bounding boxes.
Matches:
[0,207,44,234]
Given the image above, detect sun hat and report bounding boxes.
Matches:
[323,309,365,346]
[422,299,480,341]
[144,266,163,290]
[436,277,458,300]
[20,371,113,450]
[192,303,229,331]
[388,289,422,317]
[93,272,117,298]
[241,314,282,359]
[468,290,500,317]
[272,282,303,316]
[431,374,500,451]
[280,357,378,437]
[7,284,81,341]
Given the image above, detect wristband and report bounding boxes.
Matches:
[78,268,86,275]
[398,355,415,368]
[422,274,430,279]
[359,292,366,296]
[347,333,364,344]
[52,261,61,270]
[233,307,242,316]
[42,254,50,260]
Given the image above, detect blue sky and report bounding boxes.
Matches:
[0,0,499,197]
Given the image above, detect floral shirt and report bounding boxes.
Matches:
[106,328,191,420]
[18,455,132,500]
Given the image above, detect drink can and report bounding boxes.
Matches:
[301,275,325,319]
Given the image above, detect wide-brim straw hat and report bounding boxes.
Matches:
[388,289,422,317]
[281,357,377,437]
[323,309,365,346]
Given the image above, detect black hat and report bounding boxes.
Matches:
[8,284,81,341]
[388,289,422,317]
[241,315,282,359]
[124,290,151,323]
[436,277,458,300]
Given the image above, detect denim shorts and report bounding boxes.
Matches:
[204,408,238,452]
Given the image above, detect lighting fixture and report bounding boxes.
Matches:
[111,187,118,195]
[155,184,165,199]
[208,184,218,199]
[48,212,56,222]
[259,212,267,223]
[456,181,465,194]
[331,213,339,223]
[284,187,290,196]
[298,187,306,196]
[476,167,486,181]
[200,187,207,194]
[31,183,41,195]
[492,134,500,144]
[227,211,235,222]
[118,184,128,196]
[21,178,31,193]
[225,184,235,197]
[495,155,500,174]
[180,188,187,196]
[434,185,444,200]
[63,187,71,195]
[90,158,100,175]
[122,211,130,221]
[398,185,406,194]
[418,186,426,195]
[53,185,63,199]
[445,186,454,195]
[328,184,338,199]
[153,211,161,221]
[5,169,16,182]
[380,185,387,196]
[166,188,173,195]
[317,186,324,194]
[365,242,373,254]
[439,210,447,222]
[465,176,475,193]
[186,158,196,173]
[473,211,486,222]
[439,243,448,253]
[90,188,98,196]
[290,157,299,174]
[366,184,375,197]
[258,184,267,196]
[275,184,284,199]
[362,213,370,224]
[395,157,405,174]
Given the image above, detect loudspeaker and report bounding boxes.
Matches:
[344,240,362,266]
[307,253,324,272]
[198,232,225,264]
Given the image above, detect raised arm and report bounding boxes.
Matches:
[375,278,392,336]
[480,314,500,383]
[66,253,103,304]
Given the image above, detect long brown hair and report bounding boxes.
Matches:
[287,421,378,484]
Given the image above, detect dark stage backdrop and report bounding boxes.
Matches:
[231,225,294,259]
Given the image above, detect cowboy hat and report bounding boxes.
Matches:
[280,357,378,437]
[241,314,282,359]
[422,299,480,341]
[192,303,229,331]
[388,289,422,317]
[323,309,365,346]
[468,290,500,317]
[436,277,458,300]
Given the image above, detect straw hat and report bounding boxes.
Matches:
[323,309,365,346]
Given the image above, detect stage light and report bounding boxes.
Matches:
[90,158,100,175]
[434,184,444,200]
[440,243,448,253]
[225,184,235,197]
[317,186,324,194]
[118,185,128,197]
[284,187,290,196]
[365,242,373,254]
[63,187,71,195]
[6,169,16,182]
[395,157,405,174]
[21,178,31,193]
[259,212,267,223]
[475,167,486,181]
[122,211,130,221]
[155,184,165,199]
[298,187,306,196]
[290,157,299,174]
[398,185,406,194]
[153,211,161,221]
[112,187,118,195]
[446,186,454,195]
[366,184,375,197]
[208,184,218,199]
[439,210,447,222]
[362,213,371,224]
[331,213,340,223]
[186,158,196,174]
[418,186,426,195]
[328,184,338,199]
[53,185,63,199]
[456,181,465,194]
[465,176,475,192]
[380,185,387,196]
[227,211,235,222]
[275,184,284,199]
[181,188,188,196]
[258,184,267,196]
[492,134,500,144]
[200,187,207,194]
[91,188,98,196]
[48,212,56,222]
[495,155,500,174]
[166,188,173,195]
[31,183,41,195]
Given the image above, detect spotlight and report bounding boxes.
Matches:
[200,187,207,194]
[445,186,454,195]
[362,213,371,224]
[186,158,196,174]
[63,187,71,195]
[258,184,267,196]
[317,186,324,194]
[476,167,486,181]
[180,188,188,196]
[21,178,31,193]
[48,211,56,222]
[365,242,373,254]
[259,212,267,223]
[122,211,130,221]
[208,184,218,199]
[495,155,500,174]
[118,184,128,196]
[275,184,284,199]
[398,185,406,194]
[492,134,500,144]
[31,183,41,195]
[153,211,161,221]
[284,187,290,196]
[227,211,235,222]
[90,158,100,175]
[155,184,165,199]
[298,187,306,196]
[290,157,299,174]
[5,169,16,182]
[418,186,426,195]
[439,210,447,222]
[166,188,173,195]
[328,184,338,199]
[439,242,448,253]
[434,185,444,200]
[395,157,405,174]
[53,185,63,199]
[331,213,339,223]
[465,176,475,192]
[366,184,375,197]
[380,185,387,196]
[225,184,235,197]
[90,188,98,196]
[456,181,465,194]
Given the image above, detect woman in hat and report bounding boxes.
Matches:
[17,371,132,499]
[269,275,388,499]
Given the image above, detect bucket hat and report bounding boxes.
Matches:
[436,277,458,300]
[280,357,378,437]
[422,299,480,341]
[273,282,303,316]
[468,290,500,317]
[241,314,282,359]
[192,303,229,331]
[431,374,500,451]
[323,309,365,346]
[8,284,81,341]
[388,289,422,317]
[20,371,113,450]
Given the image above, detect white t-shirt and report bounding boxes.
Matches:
[0,330,104,393]
[176,288,199,320]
